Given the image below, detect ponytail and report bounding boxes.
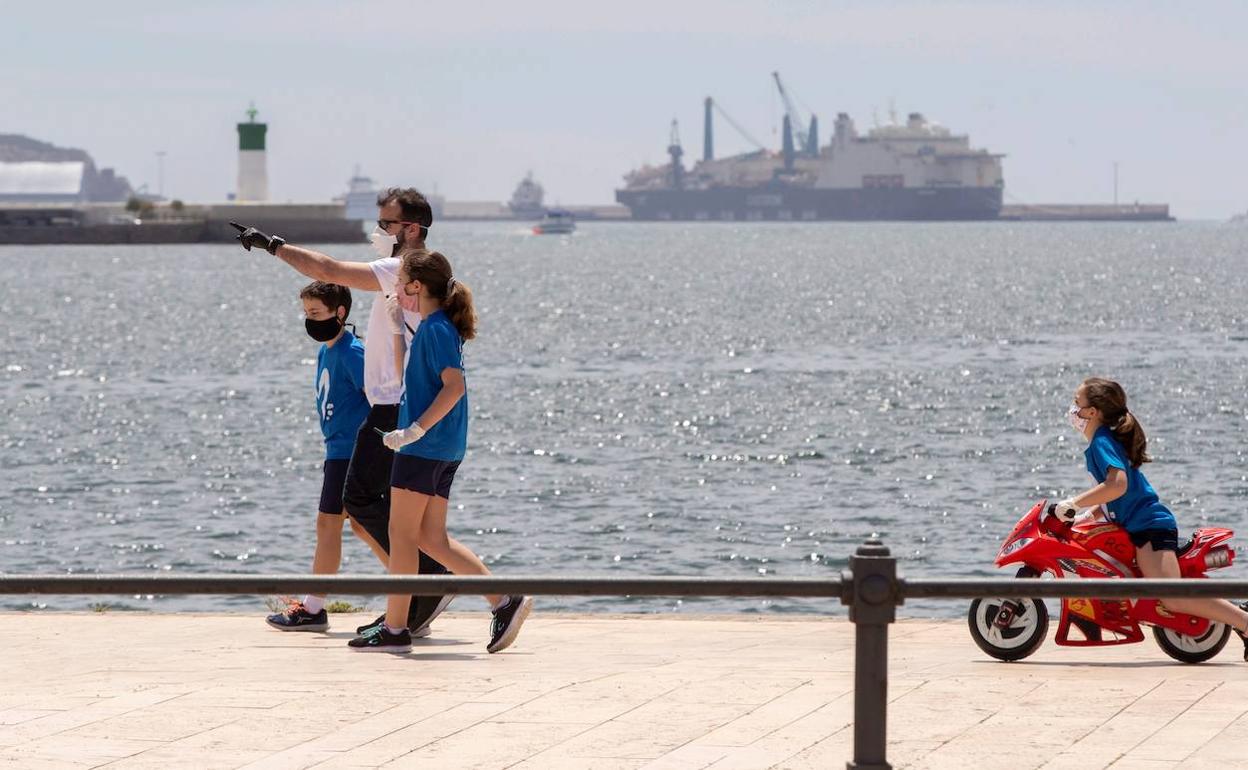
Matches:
[1081,377,1150,468]
[1110,410,1150,468]
[443,279,477,341]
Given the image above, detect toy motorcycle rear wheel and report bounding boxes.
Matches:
[967,597,1049,661]
[1152,623,1231,664]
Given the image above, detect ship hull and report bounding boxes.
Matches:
[614,185,1003,221]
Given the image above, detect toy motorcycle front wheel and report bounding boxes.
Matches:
[1152,623,1231,664]
[967,597,1049,661]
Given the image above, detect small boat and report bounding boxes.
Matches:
[532,209,576,235]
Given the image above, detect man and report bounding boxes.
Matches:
[233,188,451,635]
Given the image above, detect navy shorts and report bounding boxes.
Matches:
[319,459,351,514]
[391,454,461,499]
[1129,528,1179,552]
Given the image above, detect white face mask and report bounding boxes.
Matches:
[1067,403,1089,434]
[369,227,397,259]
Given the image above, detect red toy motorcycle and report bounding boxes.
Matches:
[968,500,1237,663]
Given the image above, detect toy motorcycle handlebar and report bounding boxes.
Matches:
[1040,503,1076,539]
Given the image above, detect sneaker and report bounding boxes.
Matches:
[487,595,533,654]
[356,605,443,638]
[356,613,386,634]
[348,624,412,653]
[265,601,328,632]
[409,594,455,637]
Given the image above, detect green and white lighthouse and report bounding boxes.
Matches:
[236,103,268,201]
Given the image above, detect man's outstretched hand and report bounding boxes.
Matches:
[229,222,286,255]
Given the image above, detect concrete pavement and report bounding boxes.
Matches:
[0,612,1245,769]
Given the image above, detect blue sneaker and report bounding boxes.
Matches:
[265,600,328,632]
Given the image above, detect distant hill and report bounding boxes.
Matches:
[0,134,134,202]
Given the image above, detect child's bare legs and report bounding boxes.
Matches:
[1137,544,1248,633]
[308,512,345,603]
[417,495,502,608]
[385,488,500,630]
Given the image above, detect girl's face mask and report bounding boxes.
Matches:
[1067,403,1089,434]
[396,280,420,313]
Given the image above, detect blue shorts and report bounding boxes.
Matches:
[319,459,351,514]
[391,454,460,499]
[1129,528,1179,553]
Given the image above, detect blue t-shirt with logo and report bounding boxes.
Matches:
[316,330,369,460]
[398,310,467,462]
[1084,426,1176,533]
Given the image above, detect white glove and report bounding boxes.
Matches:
[384,294,406,335]
[1052,498,1080,523]
[382,423,426,451]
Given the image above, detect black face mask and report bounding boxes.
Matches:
[305,316,343,342]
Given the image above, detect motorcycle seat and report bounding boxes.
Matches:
[1176,539,1194,557]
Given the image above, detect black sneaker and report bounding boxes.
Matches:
[409,594,455,637]
[356,606,442,638]
[348,624,412,653]
[265,601,328,632]
[356,613,386,634]
[487,595,533,653]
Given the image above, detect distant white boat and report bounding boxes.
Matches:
[336,166,378,222]
[532,209,575,235]
[335,167,445,228]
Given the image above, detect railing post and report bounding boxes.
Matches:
[841,538,898,770]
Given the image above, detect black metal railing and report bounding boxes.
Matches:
[4,540,1247,770]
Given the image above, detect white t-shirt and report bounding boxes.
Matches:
[363,257,420,406]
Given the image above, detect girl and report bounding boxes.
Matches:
[348,249,533,653]
[1056,377,1248,660]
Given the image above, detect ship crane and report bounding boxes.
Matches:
[703,97,767,161]
[771,71,818,158]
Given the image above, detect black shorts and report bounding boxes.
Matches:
[319,459,351,514]
[342,404,400,545]
[391,454,461,499]
[1129,528,1179,552]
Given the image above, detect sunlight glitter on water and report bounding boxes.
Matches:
[3,222,1248,616]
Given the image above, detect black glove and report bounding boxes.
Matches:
[228,221,286,255]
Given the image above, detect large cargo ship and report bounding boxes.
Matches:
[616,74,1004,221]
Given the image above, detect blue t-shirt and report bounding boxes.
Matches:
[316,330,369,460]
[398,310,468,462]
[1084,426,1176,533]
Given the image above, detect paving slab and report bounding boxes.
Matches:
[0,612,1245,769]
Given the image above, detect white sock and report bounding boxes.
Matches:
[384,623,406,635]
[303,595,325,614]
[491,596,511,612]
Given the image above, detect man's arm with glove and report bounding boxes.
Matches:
[228,222,380,291]
[230,222,285,255]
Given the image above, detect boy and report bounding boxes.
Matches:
[266,281,371,630]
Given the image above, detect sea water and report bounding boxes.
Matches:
[2,221,1247,616]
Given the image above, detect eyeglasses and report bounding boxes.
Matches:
[378,218,422,231]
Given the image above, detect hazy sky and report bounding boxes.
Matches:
[5,1,1244,218]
